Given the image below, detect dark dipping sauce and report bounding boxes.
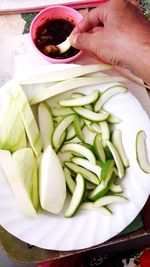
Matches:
[35,19,79,59]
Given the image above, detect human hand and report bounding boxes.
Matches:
[70,0,150,82]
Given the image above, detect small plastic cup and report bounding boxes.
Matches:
[30,5,83,63]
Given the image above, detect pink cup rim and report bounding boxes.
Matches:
[30,5,83,63]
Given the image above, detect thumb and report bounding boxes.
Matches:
[70,32,97,52]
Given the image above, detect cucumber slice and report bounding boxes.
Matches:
[136,130,150,173]
[112,129,129,168]
[94,134,106,163]
[91,123,101,133]
[73,107,109,122]
[51,107,74,117]
[66,118,84,141]
[59,91,99,107]
[80,202,112,215]
[106,140,124,179]
[61,143,96,164]
[71,157,101,178]
[86,181,96,190]
[72,92,85,98]
[11,85,42,157]
[66,124,76,141]
[74,115,85,142]
[52,114,74,151]
[64,167,76,194]
[65,173,85,217]
[84,104,93,111]
[94,85,127,112]
[88,161,115,201]
[65,162,100,185]
[110,183,123,194]
[107,113,122,124]
[38,102,54,151]
[104,146,113,160]
[0,150,37,217]
[94,195,128,207]
[99,121,110,147]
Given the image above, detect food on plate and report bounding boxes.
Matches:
[0,64,149,218]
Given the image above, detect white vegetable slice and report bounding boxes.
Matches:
[38,102,54,151]
[0,150,37,217]
[52,114,74,151]
[71,157,101,178]
[64,167,76,194]
[19,64,112,85]
[65,173,85,217]
[39,145,66,214]
[80,202,112,215]
[136,130,150,173]
[94,85,127,112]
[99,121,110,147]
[57,36,71,54]
[12,148,39,210]
[107,113,122,124]
[0,91,27,152]
[106,140,124,179]
[59,91,99,107]
[30,77,125,105]
[112,129,129,168]
[110,183,123,194]
[11,84,42,157]
[94,195,128,207]
[51,107,74,117]
[61,143,96,164]
[73,107,109,122]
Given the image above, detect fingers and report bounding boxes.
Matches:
[72,5,106,35]
[70,31,103,53]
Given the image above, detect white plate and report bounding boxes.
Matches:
[0,67,150,251]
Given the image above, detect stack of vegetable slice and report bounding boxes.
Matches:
[0,63,149,218]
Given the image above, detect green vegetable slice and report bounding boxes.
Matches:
[59,91,99,107]
[74,115,85,142]
[94,195,128,207]
[106,140,124,179]
[72,107,109,122]
[65,162,99,185]
[88,160,115,201]
[71,157,101,178]
[94,134,106,163]
[136,130,150,173]
[112,129,129,168]
[52,114,74,151]
[61,143,96,164]
[64,167,76,194]
[80,202,112,215]
[94,85,127,112]
[65,173,85,218]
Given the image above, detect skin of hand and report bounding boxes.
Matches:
[70,0,150,84]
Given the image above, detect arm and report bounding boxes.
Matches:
[70,0,150,84]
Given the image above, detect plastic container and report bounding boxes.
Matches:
[30,5,83,63]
